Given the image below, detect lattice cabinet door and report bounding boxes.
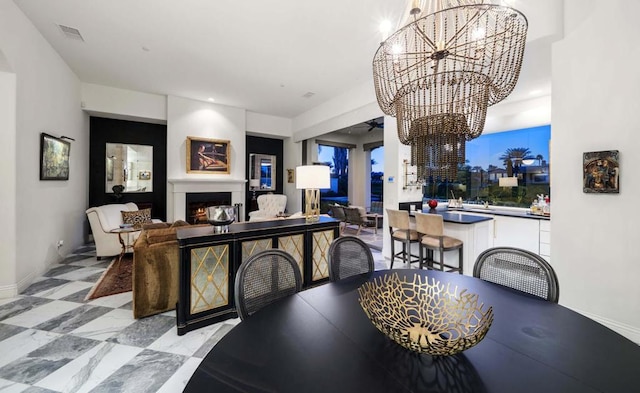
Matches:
[311,229,334,282]
[189,244,230,315]
[241,238,273,265]
[278,234,305,279]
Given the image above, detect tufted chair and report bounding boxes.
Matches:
[248,194,288,221]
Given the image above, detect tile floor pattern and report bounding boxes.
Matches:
[0,244,391,392]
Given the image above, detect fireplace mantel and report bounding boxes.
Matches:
[168,178,246,222]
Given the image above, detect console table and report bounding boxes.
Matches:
[175,216,340,335]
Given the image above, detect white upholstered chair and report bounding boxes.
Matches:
[86,202,160,259]
[248,194,288,221]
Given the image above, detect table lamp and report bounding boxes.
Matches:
[296,165,330,222]
[249,179,260,200]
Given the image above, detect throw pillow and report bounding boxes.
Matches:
[121,208,152,229]
[170,220,190,228]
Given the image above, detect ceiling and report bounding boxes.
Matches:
[14,0,559,120]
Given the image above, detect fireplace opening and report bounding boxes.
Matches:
[186,192,232,224]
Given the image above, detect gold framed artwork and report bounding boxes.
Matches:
[583,150,619,193]
[187,137,230,174]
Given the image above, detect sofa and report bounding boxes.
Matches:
[86,202,162,259]
[132,221,208,319]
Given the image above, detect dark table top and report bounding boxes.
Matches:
[184,269,640,393]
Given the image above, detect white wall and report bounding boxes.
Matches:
[81,83,167,123]
[0,70,17,295]
[552,0,640,342]
[246,112,292,138]
[0,0,87,295]
[166,95,247,220]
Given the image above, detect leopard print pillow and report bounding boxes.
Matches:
[121,208,152,229]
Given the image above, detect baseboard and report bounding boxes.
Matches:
[570,307,640,345]
[0,283,18,299]
[0,270,38,299]
[17,270,38,295]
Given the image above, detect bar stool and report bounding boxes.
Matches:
[386,209,420,268]
[414,212,463,274]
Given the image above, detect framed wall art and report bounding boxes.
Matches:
[40,133,71,180]
[186,136,230,174]
[583,150,619,193]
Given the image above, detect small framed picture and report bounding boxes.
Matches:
[138,170,151,180]
[583,150,619,193]
[187,136,230,174]
[287,168,295,183]
[40,133,71,180]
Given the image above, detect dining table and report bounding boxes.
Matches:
[184,269,640,392]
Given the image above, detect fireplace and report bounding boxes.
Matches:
[186,192,232,224]
[168,178,246,223]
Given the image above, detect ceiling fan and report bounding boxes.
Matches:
[363,118,383,132]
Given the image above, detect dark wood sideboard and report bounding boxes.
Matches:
[175,216,340,335]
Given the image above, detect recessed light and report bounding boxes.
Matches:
[208,97,215,102]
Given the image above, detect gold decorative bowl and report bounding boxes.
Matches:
[358,273,494,356]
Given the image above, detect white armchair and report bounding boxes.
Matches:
[86,202,160,259]
[248,194,288,221]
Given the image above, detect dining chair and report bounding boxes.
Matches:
[386,209,420,268]
[473,247,559,303]
[234,249,303,320]
[414,212,464,274]
[328,236,375,282]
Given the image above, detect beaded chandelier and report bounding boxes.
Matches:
[373,0,527,180]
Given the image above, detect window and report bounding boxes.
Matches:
[423,125,550,208]
[318,144,349,207]
[371,146,384,204]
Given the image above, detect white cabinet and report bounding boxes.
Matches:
[539,219,551,262]
[492,215,540,254]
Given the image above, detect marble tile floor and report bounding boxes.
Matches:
[0,244,392,392]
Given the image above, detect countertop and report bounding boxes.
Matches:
[447,207,551,220]
[409,210,493,225]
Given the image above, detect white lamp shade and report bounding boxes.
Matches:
[499,177,518,187]
[249,179,260,188]
[296,165,330,189]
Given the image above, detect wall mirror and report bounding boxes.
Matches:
[249,153,276,191]
[106,143,153,193]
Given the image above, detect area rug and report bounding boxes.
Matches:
[85,255,133,300]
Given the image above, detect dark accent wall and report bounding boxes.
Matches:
[245,135,284,220]
[89,117,167,221]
